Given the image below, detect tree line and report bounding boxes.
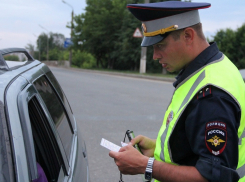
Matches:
[212,25,245,69]
[72,0,168,72]
[29,0,245,73]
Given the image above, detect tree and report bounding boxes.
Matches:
[213,28,235,61]
[49,33,66,50]
[25,43,35,57]
[233,24,245,68]
[35,33,66,61]
[113,0,143,71]
[36,33,49,61]
[73,0,127,69]
[73,0,180,72]
[212,23,245,69]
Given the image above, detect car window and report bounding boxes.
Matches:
[28,97,64,181]
[33,75,73,160]
[46,71,75,129]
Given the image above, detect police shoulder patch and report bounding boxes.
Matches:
[197,85,212,99]
[205,121,227,156]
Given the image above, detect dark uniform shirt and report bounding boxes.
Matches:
[170,42,240,182]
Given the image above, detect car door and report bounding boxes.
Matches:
[5,76,31,182]
[41,66,89,182]
[1,48,88,181]
[6,64,89,182]
[17,82,69,182]
[22,65,89,182]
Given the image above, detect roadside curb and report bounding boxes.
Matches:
[70,67,176,82]
[48,65,176,83]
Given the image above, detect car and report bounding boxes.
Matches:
[240,69,245,81]
[0,48,89,182]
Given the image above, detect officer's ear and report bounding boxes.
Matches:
[183,27,195,45]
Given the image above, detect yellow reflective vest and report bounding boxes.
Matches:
[154,55,245,182]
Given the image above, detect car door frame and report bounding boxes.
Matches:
[18,81,70,181]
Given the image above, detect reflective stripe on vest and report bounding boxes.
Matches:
[160,70,206,162]
[154,55,245,182]
[238,128,245,181]
[237,165,245,181]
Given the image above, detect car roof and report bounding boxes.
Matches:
[0,48,43,101]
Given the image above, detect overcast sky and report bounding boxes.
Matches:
[1,0,245,50]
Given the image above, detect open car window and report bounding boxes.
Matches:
[33,75,73,160]
[28,96,64,182]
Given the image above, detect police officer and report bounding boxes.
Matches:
[109,1,245,182]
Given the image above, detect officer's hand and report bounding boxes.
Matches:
[130,135,156,157]
[109,143,148,175]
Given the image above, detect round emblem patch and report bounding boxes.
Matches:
[205,121,227,156]
[166,111,173,126]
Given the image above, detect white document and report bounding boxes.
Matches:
[100,138,121,152]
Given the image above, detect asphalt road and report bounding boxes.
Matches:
[50,67,175,182]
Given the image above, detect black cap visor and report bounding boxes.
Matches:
[141,33,169,47]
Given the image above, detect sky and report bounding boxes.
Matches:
[1,0,245,50]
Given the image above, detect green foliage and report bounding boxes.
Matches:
[48,48,65,61]
[4,55,19,61]
[29,0,245,72]
[62,50,70,61]
[72,50,96,69]
[113,0,143,70]
[29,0,183,73]
[73,0,127,69]
[36,33,48,60]
[146,46,162,73]
[237,58,245,69]
[35,33,66,61]
[213,28,235,60]
[72,0,180,72]
[25,43,35,57]
[212,23,245,69]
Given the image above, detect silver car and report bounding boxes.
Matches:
[240,69,245,81]
[0,48,89,182]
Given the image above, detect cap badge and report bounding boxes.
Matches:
[143,25,178,37]
[142,23,147,33]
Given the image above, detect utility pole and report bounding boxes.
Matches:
[140,46,147,74]
[39,24,49,61]
[139,0,150,74]
[62,0,74,67]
